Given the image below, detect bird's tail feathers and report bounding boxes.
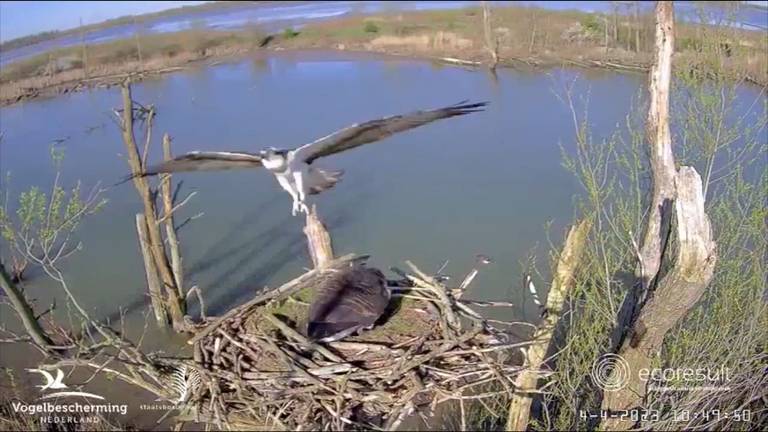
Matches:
[308,168,344,195]
[112,163,169,187]
[112,173,141,187]
[444,100,489,115]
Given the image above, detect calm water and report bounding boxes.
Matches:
[0,51,763,428]
[0,51,637,324]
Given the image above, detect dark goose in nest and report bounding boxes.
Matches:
[307,264,391,343]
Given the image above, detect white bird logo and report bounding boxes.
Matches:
[27,368,67,391]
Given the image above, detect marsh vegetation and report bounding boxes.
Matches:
[1,3,766,105]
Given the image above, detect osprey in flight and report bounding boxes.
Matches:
[134,101,487,215]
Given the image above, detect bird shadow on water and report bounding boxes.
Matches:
[99,185,372,324]
[99,193,284,325]
[197,189,371,317]
[185,193,284,279]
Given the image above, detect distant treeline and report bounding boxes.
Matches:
[1,30,64,51]
[0,1,270,52]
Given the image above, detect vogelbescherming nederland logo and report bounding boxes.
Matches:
[12,367,128,426]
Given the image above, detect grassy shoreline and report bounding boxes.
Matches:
[0,1,289,52]
[1,5,765,106]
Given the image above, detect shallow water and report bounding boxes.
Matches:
[0,51,763,428]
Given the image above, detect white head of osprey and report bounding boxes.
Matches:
[12,368,128,427]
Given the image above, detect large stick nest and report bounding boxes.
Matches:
[178,254,531,430]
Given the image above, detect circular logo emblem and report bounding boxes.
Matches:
[591,353,630,391]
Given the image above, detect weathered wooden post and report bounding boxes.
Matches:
[135,213,168,326]
[482,1,499,70]
[506,220,590,431]
[161,134,184,296]
[303,205,334,268]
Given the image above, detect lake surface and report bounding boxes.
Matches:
[0,51,764,428]
[2,0,765,66]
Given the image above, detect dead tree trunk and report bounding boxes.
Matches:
[0,262,58,354]
[135,214,168,326]
[119,82,186,331]
[601,168,716,429]
[482,1,499,70]
[640,1,676,278]
[506,220,590,431]
[133,18,143,69]
[529,10,538,55]
[634,1,642,52]
[600,4,718,429]
[161,134,184,295]
[612,2,619,46]
[303,205,334,268]
[611,1,676,350]
[79,17,88,80]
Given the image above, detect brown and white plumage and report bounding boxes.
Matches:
[125,101,487,215]
[292,101,487,164]
[143,151,265,173]
[307,264,390,342]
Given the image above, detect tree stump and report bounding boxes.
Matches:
[303,205,334,268]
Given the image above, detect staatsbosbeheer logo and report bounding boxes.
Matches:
[26,368,104,400]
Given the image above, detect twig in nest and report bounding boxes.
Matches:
[262,312,344,363]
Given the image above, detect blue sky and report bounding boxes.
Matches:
[0,1,206,42]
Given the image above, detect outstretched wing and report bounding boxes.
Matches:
[293,101,488,164]
[143,151,264,174]
[115,151,263,185]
